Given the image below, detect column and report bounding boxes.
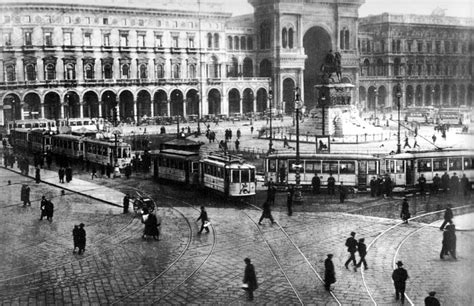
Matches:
[150,100,154,117]
[167,100,171,117]
[40,103,45,119]
[79,103,84,118]
[239,97,243,114]
[20,101,25,119]
[57,59,64,81]
[253,95,256,113]
[183,98,187,117]
[114,58,120,80]
[37,58,44,81]
[60,103,65,119]
[77,59,83,81]
[133,100,138,123]
[98,102,103,118]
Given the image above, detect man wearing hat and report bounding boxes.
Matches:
[242,258,258,301]
[424,291,440,306]
[344,231,358,271]
[392,261,409,304]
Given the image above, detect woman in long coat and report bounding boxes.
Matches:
[400,198,410,224]
[142,209,159,240]
[243,258,258,301]
[324,254,336,291]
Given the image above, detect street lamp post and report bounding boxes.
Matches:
[319,92,327,135]
[294,87,303,204]
[268,89,273,153]
[395,82,403,154]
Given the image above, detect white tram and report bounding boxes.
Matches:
[57,118,104,133]
[264,152,381,190]
[154,149,200,184]
[200,152,257,197]
[7,119,56,134]
[382,149,474,187]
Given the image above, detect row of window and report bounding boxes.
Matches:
[3,57,260,82]
[359,38,471,54]
[417,158,474,172]
[3,14,203,29]
[360,59,472,77]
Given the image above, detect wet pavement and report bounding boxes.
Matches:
[0,161,473,305]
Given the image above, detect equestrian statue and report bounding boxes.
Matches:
[320,50,342,84]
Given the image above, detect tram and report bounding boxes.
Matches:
[83,138,132,168]
[382,149,474,187]
[57,117,104,133]
[200,152,257,197]
[153,149,200,184]
[7,119,56,134]
[264,152,381,190]
[50,134,85,160]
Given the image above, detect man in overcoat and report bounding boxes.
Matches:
[324,254,336,291]
[439,204,453,230]
[344,232,358,271]
[243,258,258,301]
[392,261,409,304]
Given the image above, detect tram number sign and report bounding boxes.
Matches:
[239,183,249,194]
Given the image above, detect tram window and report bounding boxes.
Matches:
[268,159,276,172]
[395,161,404,173]
[288,160,297,173]
[449,158,462,171]
[241,170,249,182]
[305,161,319,173]
[322,161,338,174]
[464,158,474,170]
[73,143,78,150]
[250,169,255,182]
[418,159,432,172]
[25,124,32,128]
[216,167,223,178]
[433,158,447,171]
[340,161,355,174]
[232,170,240,183]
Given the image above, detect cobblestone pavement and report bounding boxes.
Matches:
[1,163,473,305]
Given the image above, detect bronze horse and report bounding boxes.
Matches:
[320,50,342,83]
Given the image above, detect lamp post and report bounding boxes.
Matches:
[268,89,273,153]
[395,82,403,154]
[294,87,303,204]
[319,92,327,135]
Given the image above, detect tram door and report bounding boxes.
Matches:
[357,161,368,190]
[406,160,414,185]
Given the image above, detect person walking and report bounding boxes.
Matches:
[312,175,321,194]
[258,200,275,225]
[91,165,97,180]
[432,173,441,194]
[418,174,427,196]
[196,206,210,234]
[234,138,240,151]
[39,196,48,220]
[424,291,440,306]
[356,238,368,270]
[400,197,410,224]
[21,184,31,206]
[339,182,347,203]
[460,173,471,197]
[65,166,73,183]
[242,258,258,301]
[77,223,86,255]
[392,261,409,304]
[327,173,335,195]
[45,199,54,222]
[286,188,293,216]
[441,172,450,193]
[58,167,65,183]
[370,176,377,197]
[141,209,160,240]
[344,231,358,271]
[439,204,453,230]
[72,225,79,253]
[403,136,411,149]
[123,194,130,214]
[236,128,241,139]
[250,126,254,134]
[266,180,276,205]
[440,222,457,260]
[324,254,336,291]
[35,165,41,183]
[450,172,460,195]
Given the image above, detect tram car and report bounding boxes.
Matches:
[8,127,55,154]
[7,119,56,135]
[200,152,256,197]
[57,117,104,133]
[264,152,381,190]
[50,134,85,160]
[382,149,474,188]
[8,128,29,150]
[83,137,132,169]
[153,149,200,184]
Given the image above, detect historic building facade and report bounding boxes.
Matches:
[358,13,473,113]
[0,1,270,126]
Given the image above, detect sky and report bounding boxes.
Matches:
[220,0,473,18]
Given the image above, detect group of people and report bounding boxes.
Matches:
[369,175,393,198]
[58,166,73,183]
[431,172,471,196]
[72,223,87,254]
[39,195,54,221]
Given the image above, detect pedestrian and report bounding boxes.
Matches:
[344,231,358,271]
[392,261,409,304]
[324,254,336,291]
[106,163,112,178]
[432,173,441,194]
[441,172,450,193]
[242,258,258,301]
[312,174,321,194]
[21,184,31,206]
[45,199,54,222]
[65,166,72,183]
[236,128,241,139]
[258,200,275,225]
[431,134,437,144]
[339,182,347,203]
[77,223,86,255]
[250,126,254,134]
[424,291,440,306]
[327,173,335,195]
[283,136,289,148]
[403,136,411,149]
[58,167,65,183]
[450,172,460,195]
[356,238,368,270]
[413,137,420,148]
[91,165,97,179]
[35,165,41,183]
[39,196,48,220]
[123,194,130,214]
[400,197,410,224]
[196,206,210,234]
[72,225,79,253]
[439,204,453,230]
[286,188,293,216]
[125,164,131,179]
[141,209,160,240]
[234,138,240,151]
[418,174,427,195]
[370,176,377,197]
[460,173,471,197]
[440,222,457,260]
